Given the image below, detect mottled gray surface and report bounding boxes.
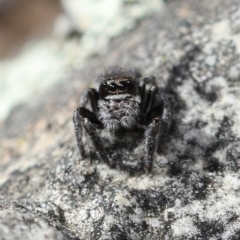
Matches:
[1,0,240,239]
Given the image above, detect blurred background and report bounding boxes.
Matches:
[0,0,164,124]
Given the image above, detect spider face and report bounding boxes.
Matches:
[98,76,141,131]
[73,68,172,172]
[99,77,138,99]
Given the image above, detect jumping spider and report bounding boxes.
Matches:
[73,68,171,172]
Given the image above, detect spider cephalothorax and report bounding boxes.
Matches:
[73,68,171,172]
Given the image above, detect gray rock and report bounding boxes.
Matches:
[0,208,64,240]
[1,0,240,239]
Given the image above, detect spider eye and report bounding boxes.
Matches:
[118,81,127,91]
[126,80,133,90]
[108,82,117,91]
[102,82,108,89]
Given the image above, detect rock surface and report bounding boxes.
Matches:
[1,0,240,239]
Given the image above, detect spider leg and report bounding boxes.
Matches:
[73,88,97,158]
[142,88,172,172]
[139,80,146,112]
[143,86,157,117]
[139,77,157,116]
[158,99,172,140]
[73,107,108,163]
[88,88,99,115]
[145,117,160,172]
[73,108,86,158]
[73,88,109,164]
[82,117,109,165]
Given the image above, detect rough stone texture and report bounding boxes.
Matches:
[0,209,64,240]
[1,0,240,239]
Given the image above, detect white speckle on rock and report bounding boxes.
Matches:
[233,34,240,53]
[172,216,198,237]
[78,209,88,221]
[222,230,234,240]
[205,55,217,66]
[228,65,240,80]
[203,42,216,54]
[148,218,161,228]
[211,20,231,42]
[174,198,182,208]
[90,207,104,222]
[114,194,131,209]
[222,174,240,191]
[102,215,115,231]
[129,208,145,223]
[127,176,154,190]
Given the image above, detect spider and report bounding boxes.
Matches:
[73,68,172,172]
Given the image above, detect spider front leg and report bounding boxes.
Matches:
[141,86,172,172]
[73,88,109,164]
[73,108,86,158]
[82,114,110,165]
[144,117,160,172]
[73,107,110,165]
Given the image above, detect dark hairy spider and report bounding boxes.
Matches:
[73,68,172,172]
